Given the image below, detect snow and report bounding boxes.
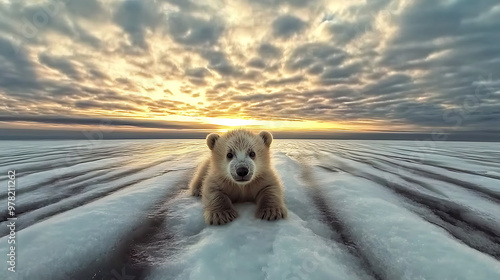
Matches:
[0,160,188,279]
[312,168,500,280]
[0,139,499,280]
[144,154,373,280]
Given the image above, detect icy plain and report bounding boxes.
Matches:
[0,139,499,280]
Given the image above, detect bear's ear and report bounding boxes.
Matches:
[259,131,273,147]
[206,133,220,150]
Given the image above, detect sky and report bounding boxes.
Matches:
[0,0,499,139]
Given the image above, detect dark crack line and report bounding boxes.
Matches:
[301,164,384,280]
[326,163,500,260]
[0,169,174,236]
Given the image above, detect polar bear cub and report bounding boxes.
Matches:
[189,129,288,225]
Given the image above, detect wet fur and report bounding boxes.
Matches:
[189,129,288,225]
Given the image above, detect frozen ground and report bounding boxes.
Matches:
[0,139,499,280]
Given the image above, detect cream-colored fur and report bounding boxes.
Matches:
[189,129,288,225]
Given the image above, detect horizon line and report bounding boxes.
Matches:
[1,128,499,142]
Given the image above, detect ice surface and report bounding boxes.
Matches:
[143,154,374,280]
[0,139,499,280]
[312,168,500,279]
[0,170,185,280]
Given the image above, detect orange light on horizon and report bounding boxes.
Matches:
[202,117,378,132]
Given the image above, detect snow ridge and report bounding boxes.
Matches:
[0,139,499,280]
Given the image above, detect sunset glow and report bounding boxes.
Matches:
[0,0,499,140]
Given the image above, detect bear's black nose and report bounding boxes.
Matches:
[236,167,249,177]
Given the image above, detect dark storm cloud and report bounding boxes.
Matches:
[392,0,499,44]
[307,64,324,75]
[66,0,104,19]
[38,53,82,80]
[236,83,255,91]
[362,74,413,95]
[258,43,283,59]
[218,77,498,133]
[361,0,500,132]
[185,67,210,79]
[87,67,110,80]
[327,19,371,44]
[74,100,142,111]
[166,12,224,46]
[0,1,103,49]
[0,0,499,137]
[380,43,436,68]
[264,75,304,87]
[0,115,219,130]
[325,0,392,44]
[384,0,500,70]
[160,0,199,11]
[285,43,346,71]
[232,92,286,102]
[0,36,38,87]
[113,0,160,49]
[247,0,316,8]
[247,58,266,69]
[320,63,362,85]
[201,50,242,77]
[272,15,307,38]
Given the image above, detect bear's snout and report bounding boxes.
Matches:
[236,167,249,177]
[231,162,253,183]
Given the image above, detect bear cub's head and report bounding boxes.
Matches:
[206,129,273,185]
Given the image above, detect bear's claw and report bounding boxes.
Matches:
[190,183,202,197]
[191,187,202,197]
[256,206,288,221]
[206,208,238,225]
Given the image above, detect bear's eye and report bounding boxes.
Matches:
[249,151,256,158]
[227,153,233,159]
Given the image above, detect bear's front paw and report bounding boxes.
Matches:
[256,205,288,221]
[205,209,238,225]
[189,182,202,197]
[191,186,202,197]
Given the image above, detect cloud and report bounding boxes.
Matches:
[0,36,42,97]
[0,1,103,49]
[258,43,282,59]
[264,75,304,87]
[161,0,200,11]
[0,115,219,130]
[320,63,362,84]
[66,0,104,19]
[113,0,160,49]
[272,15,307,38]
[185,67,210,78]
[201,50,242,77]
[74,100,142,111]
[0,0,499,135]
[38,53,82,80]
[166,12,224,46]
[247,0,316,8]
[362,74,413,95]
[247,58,266,69]
[285,43,346,71]
[392,0,498,44]
[327,20,371,44]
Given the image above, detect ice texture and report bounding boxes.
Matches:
[0,139,499,280]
